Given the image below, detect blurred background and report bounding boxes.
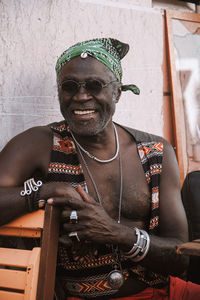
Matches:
[0,0,198,150]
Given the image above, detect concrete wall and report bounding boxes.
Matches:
[0,0,197,150]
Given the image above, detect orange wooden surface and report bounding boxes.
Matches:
[0,247,41,300]
[0,291,24,300]
[0,210,44,237]
[0,248,32,267]
[0,269,26,290]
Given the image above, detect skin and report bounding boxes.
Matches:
[0,56,188,297]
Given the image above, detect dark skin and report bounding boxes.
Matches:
[0,57,188,297]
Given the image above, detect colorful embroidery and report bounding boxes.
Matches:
[137,141,163,233]
[63,271,129,298]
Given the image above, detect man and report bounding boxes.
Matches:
[0,38,199,299]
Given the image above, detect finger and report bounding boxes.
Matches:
[59,235,73,247]
[62,223,84,233]
[60,208,71,223]
[76,185,96,204]
[47,197,86,209]
[61,208,81,224]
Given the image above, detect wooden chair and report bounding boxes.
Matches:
[0,205,60,300]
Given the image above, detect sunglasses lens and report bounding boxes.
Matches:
[86,80,103,95]
[61,80,78,94]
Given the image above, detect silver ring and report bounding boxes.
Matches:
[70,210,78,224]
[69,231,80,242]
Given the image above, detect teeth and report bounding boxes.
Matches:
[74,110,95,115]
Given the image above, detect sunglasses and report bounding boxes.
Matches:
[59,79,117,96]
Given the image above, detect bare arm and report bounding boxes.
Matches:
[142,141,189,275]
[0,126,52,225]
[0,125,88,226]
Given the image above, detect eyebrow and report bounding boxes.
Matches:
[60,76,106,83]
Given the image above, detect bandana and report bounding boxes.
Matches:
[55,38,140,95]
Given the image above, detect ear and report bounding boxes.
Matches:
[115,85,122,103]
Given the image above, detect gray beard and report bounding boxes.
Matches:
[67,116,112,137]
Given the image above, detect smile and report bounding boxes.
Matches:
[73,110,95,115]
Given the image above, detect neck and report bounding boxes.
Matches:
[70,122,120,163]
[71,121,116,151]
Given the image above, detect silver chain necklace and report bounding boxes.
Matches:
[76,143,123,224]
[70,123,119,163]
[72,129,124,290]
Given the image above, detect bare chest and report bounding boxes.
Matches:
[80,148,151,227]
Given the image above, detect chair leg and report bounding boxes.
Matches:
[36,205,60,300]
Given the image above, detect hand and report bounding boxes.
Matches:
[47,185,121,246]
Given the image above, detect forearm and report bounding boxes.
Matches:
[114,224,188,276]
[141,234,189,276]
[0,187,27,225]
[0,183,51,226]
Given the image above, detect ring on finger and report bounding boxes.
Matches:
[69,231,80,242]
[70,210,78,224]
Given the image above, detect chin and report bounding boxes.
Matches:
[67,119,110,137]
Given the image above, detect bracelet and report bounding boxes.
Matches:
[124,227,140,255]
[122,227,150,262]
[20,178,46,212]
[131,230,150,262]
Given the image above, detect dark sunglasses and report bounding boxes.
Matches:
[59,79,117,96]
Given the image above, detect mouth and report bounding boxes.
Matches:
[73,109,96,115]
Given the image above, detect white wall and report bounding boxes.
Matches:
[0,0,196,150]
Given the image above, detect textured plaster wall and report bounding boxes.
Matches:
[0,0,164,150]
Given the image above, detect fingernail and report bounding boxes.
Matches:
[47,198,54,204]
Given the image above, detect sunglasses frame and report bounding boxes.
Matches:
[59,79,117,96]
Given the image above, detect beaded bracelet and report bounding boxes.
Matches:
[20,178,46,212]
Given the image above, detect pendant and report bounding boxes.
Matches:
[108,269,124,289]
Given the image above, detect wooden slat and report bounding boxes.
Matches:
[0,227,41,237]
[0,269,25,290]
[25,247,41,300]
[0,210,44,238]
[0,248,31,267]
[0,290,24,300]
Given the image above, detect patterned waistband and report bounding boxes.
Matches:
[61,270,129,298]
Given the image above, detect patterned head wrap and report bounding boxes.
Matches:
[55,38,140,95]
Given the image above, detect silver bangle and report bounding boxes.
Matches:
[124,227,140,256]
[131,230,150,262]
[123,228,150,262]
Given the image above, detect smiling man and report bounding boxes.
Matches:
[0,38,200,300]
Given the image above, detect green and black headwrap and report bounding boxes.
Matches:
[55,38,140,95]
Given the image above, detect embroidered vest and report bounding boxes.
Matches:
[46,121,168,298]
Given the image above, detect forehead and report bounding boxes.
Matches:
[58,56,115,81]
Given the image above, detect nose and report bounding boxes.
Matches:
[72,85,92,101]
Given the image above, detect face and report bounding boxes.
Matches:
[57,56,121,136]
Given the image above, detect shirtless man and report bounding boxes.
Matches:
[0,38,199,299]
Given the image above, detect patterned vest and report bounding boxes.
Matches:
[46,121,168,298]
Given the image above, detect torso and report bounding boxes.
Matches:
[35,121,166,298]
[79,125,151,229]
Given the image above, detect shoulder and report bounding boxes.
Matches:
[7,125,52,147]
[118,124,170,145]
[1,125,54,162]
[118,124,176,163]
[0,125,54,185]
